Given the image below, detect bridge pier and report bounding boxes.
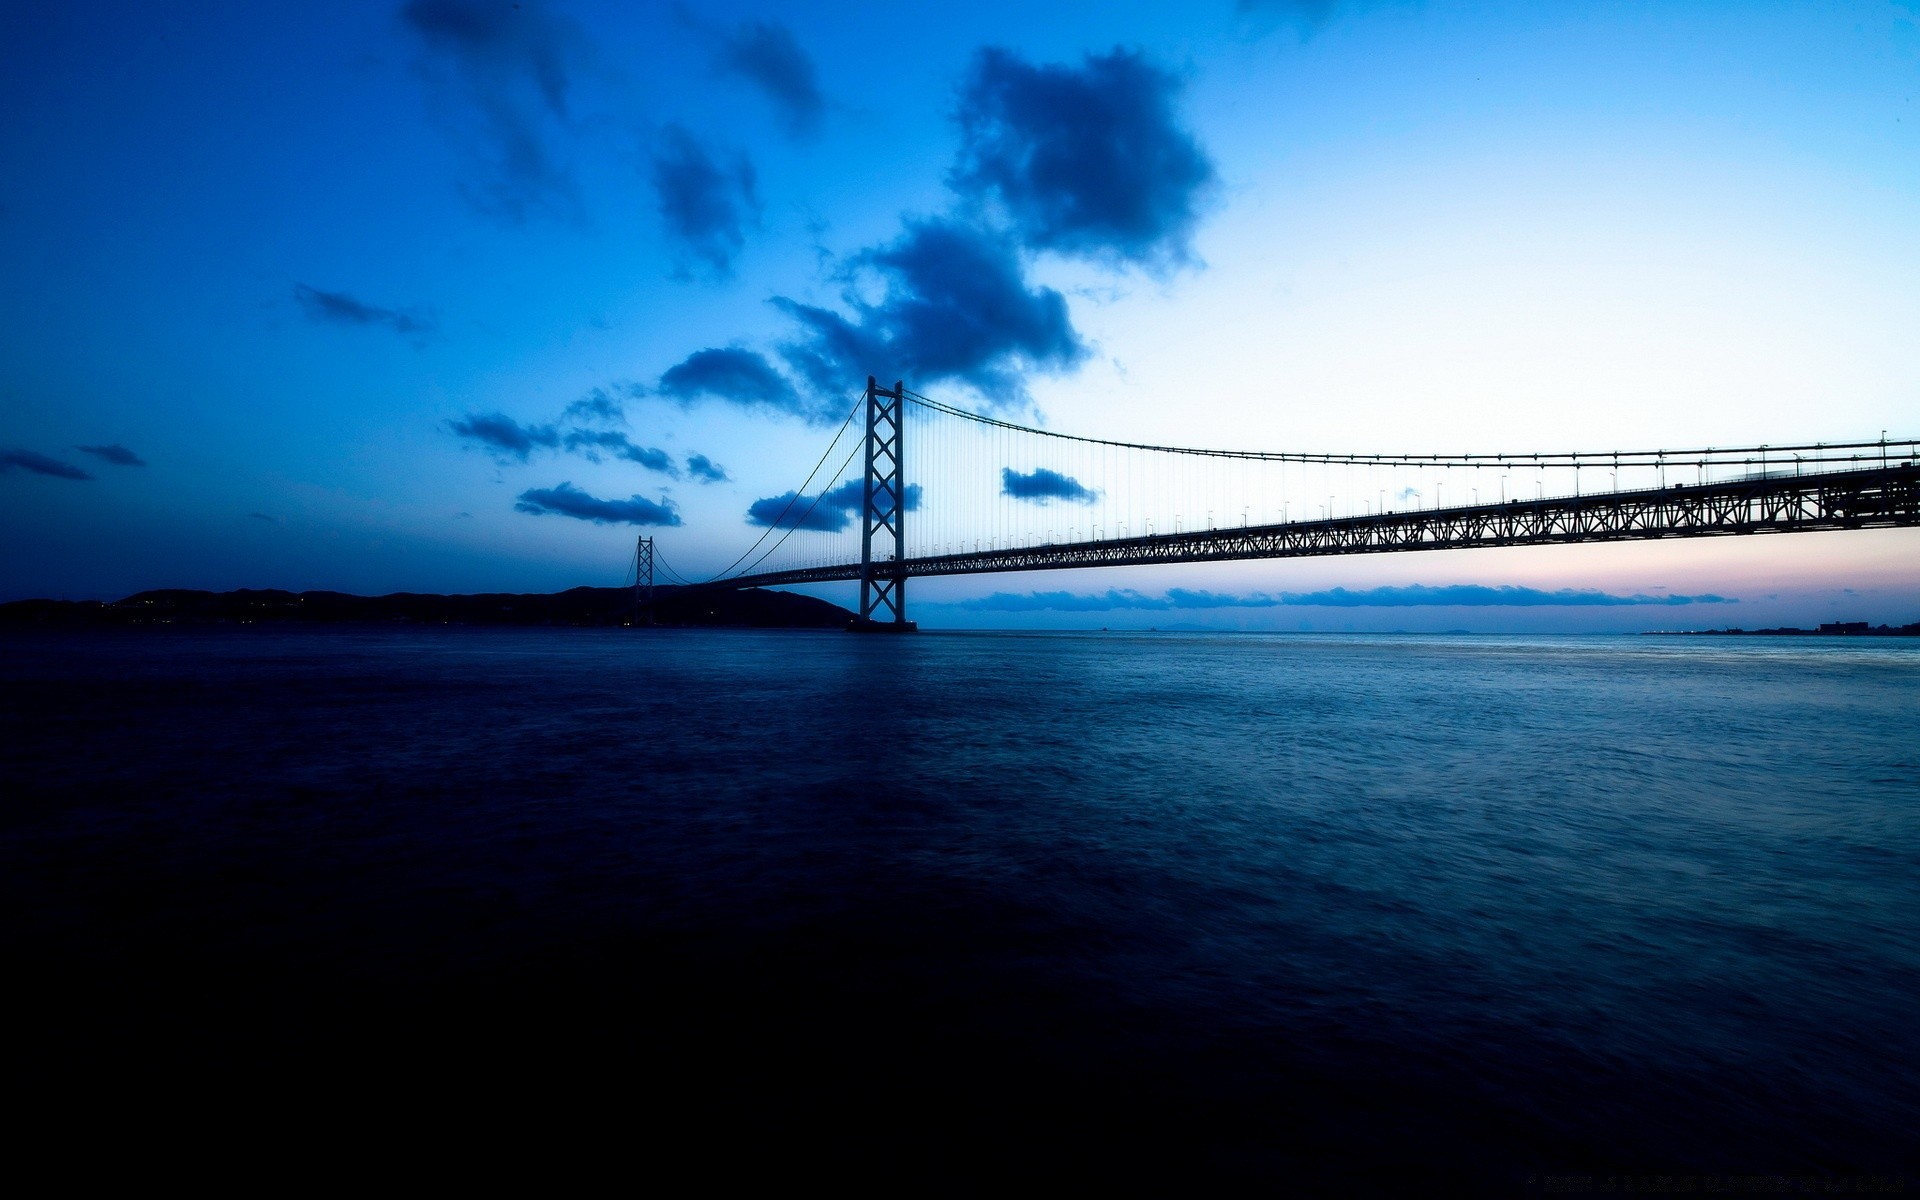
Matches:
[851,376,916,633]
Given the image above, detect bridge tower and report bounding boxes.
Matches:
[634,534,654,625]
[852,376,916,632]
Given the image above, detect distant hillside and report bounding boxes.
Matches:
[0,585,854,629]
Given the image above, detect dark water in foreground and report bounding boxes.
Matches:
[4,628,1916,1190]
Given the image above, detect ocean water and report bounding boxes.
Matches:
[3,627,1916,1190]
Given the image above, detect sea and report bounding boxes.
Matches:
[3,626,1916,1191]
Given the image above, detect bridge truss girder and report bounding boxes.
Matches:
[721,463,1920,592]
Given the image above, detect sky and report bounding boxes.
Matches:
[2,0,1916,630]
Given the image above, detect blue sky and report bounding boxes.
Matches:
[2,0,1916,630]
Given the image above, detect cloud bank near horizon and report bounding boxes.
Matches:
[946,584,1739,612]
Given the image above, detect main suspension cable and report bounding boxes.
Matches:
[901,388,1914,470]
[693,389,864,583]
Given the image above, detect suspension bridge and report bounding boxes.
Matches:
[635,377,1920,631]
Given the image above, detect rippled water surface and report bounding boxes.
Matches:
[4,628,1916,1189]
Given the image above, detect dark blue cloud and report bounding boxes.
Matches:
[561,429,678,475]
[448,412,559,462]
[514,482,681,526]
[294,284,436,338]
[746,490,852,532]
[774,218,1085,407]
[650,125,759,278]
[562,389,625,425]
[1001,466,1097,504]
[656,347,819,420]
[77,444,146,467]
[1,449,92,480]
[686,454,729,483]
[950,47,1215,267]
[955,585,1740,612]
[713,20,824,138]
[820,479,922,514]
[402,0,582,223]
[746,478,922,531]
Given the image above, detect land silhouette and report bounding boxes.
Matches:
[0,586,852,629]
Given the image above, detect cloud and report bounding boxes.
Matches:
[712,19,824,137]
[745,478,921,530]
[1236,0,1349,35]
[561,428,678,475]
[950,47,1215,268]
[448,412,559,462]
[248,512,278,523]
[514,482,681,526]
[774,217,1086,408]
[294,284,436,338]
[686,454,729,483]
[656,347,818,420]
[746,490,852,532]
[1278,585,1738,608]
[562,389,626,425]
[956,585,1739,612]
[960,588,1171,613]
[1165,588,1280,608]
[1001,466,1098,504]
[650,125,759,278]
[401,0,581,223]
[77,444,146,467]
[0,449,92,480]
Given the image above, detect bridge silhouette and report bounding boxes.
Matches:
[641,377,1919,630]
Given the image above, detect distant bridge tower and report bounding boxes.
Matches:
[634,534,654,625]
[852,376,915,632]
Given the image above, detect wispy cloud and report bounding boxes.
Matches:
[712,19,824,138]
[0,449,92,480]
[77,444,146,467]
[650,125,759,279]
[561,428,678,475]
[401,0,583,223]
[562,389,626,426]
[1236,0,1351,36]
[955,585,1739,612]
[514,482,681,526]
[294,284,437,339]
[448,412,559,462]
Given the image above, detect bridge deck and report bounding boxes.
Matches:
[715,463,1920,591]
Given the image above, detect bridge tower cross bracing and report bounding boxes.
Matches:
[635,534,654,625]
[854,376,916,631]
